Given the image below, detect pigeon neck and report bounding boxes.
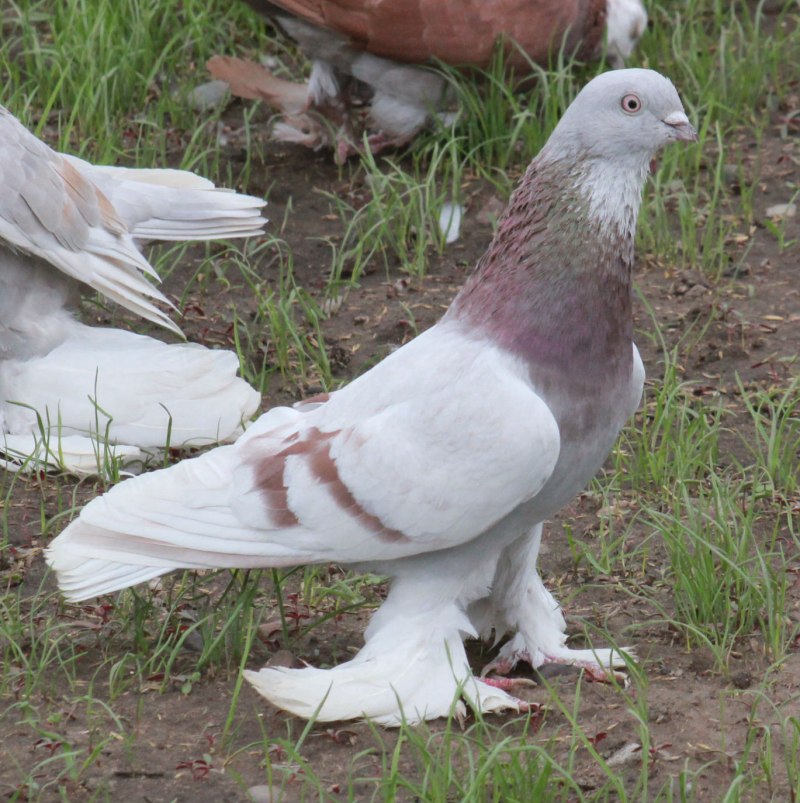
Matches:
[447,151,646,372]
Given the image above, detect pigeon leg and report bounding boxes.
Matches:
[473,524,633,680]
[306,60,363,164]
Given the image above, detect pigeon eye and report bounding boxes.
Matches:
[621,94,642,114]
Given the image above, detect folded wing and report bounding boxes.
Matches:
[47,323,561,598]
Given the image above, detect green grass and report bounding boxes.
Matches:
[1,0,270,170]
[229,241,335,393]
[325,140,465,283]
[2,0,800,799]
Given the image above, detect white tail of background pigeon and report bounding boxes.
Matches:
[47,69,697,724]
[0,106,265,474]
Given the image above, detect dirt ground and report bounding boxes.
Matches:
[1,103,799,801]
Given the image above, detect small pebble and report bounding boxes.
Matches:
[248,784,290,803]
[606,742,642,767]
[188,80,231,111]
[731,670,753,689]
[181,629,205,653]
[765,203,796,220]
[265,649,298,669]
[722,164,740,187]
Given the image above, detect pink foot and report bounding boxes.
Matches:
[365,131,412,156]
[481,648,533,678]
[480,675,536,692]
[335,137,359,164]
[514,700,543,716]
[473,676,543,718]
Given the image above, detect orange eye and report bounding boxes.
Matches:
[621,94,642,114]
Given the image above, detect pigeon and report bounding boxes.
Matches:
[0,105,265,475]
[208,0,648,161]
[46,69,697,724]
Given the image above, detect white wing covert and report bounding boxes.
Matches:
[231,323,562,561]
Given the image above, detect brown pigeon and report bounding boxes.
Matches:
[209,0,648,160]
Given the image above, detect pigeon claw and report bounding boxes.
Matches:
[587,666,627,684]
[540,646,635,684]
[518,700,545,719]
[470,676,542,721]
[480,675,537,692]
[480,646,533,678]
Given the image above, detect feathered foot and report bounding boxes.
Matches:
[482,632,633,683]
[246,596,526,726]
[471,524,635,684]
[245,663,526,727]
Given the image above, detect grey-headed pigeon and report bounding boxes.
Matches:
[47,69,696,723]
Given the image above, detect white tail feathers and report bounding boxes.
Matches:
[0,432,143,476]
[47,543,172,600]
[44,430,309,600]
[22,224,180,334]
[80,255,180,335]
[69,156,267,243]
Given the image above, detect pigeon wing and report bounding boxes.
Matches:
[62,154,267,242]
[47,324,561,598]
[261,0,607,66]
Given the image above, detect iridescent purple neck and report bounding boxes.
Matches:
[446,154,637,375]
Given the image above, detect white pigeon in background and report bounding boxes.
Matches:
[0,106,266,475]
[47,69,697,724]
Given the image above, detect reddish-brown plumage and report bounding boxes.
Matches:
[252,426,409,542]
[57,157,126,239]
[252,430,315,527]
[206,55,308,112]
[250,0,607,67]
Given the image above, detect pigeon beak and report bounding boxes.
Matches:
[662,111,698,142]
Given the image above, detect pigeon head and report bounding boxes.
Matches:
[544,68,697,164]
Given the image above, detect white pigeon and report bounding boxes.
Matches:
[46,69,697,724]
[0,106,266,474]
